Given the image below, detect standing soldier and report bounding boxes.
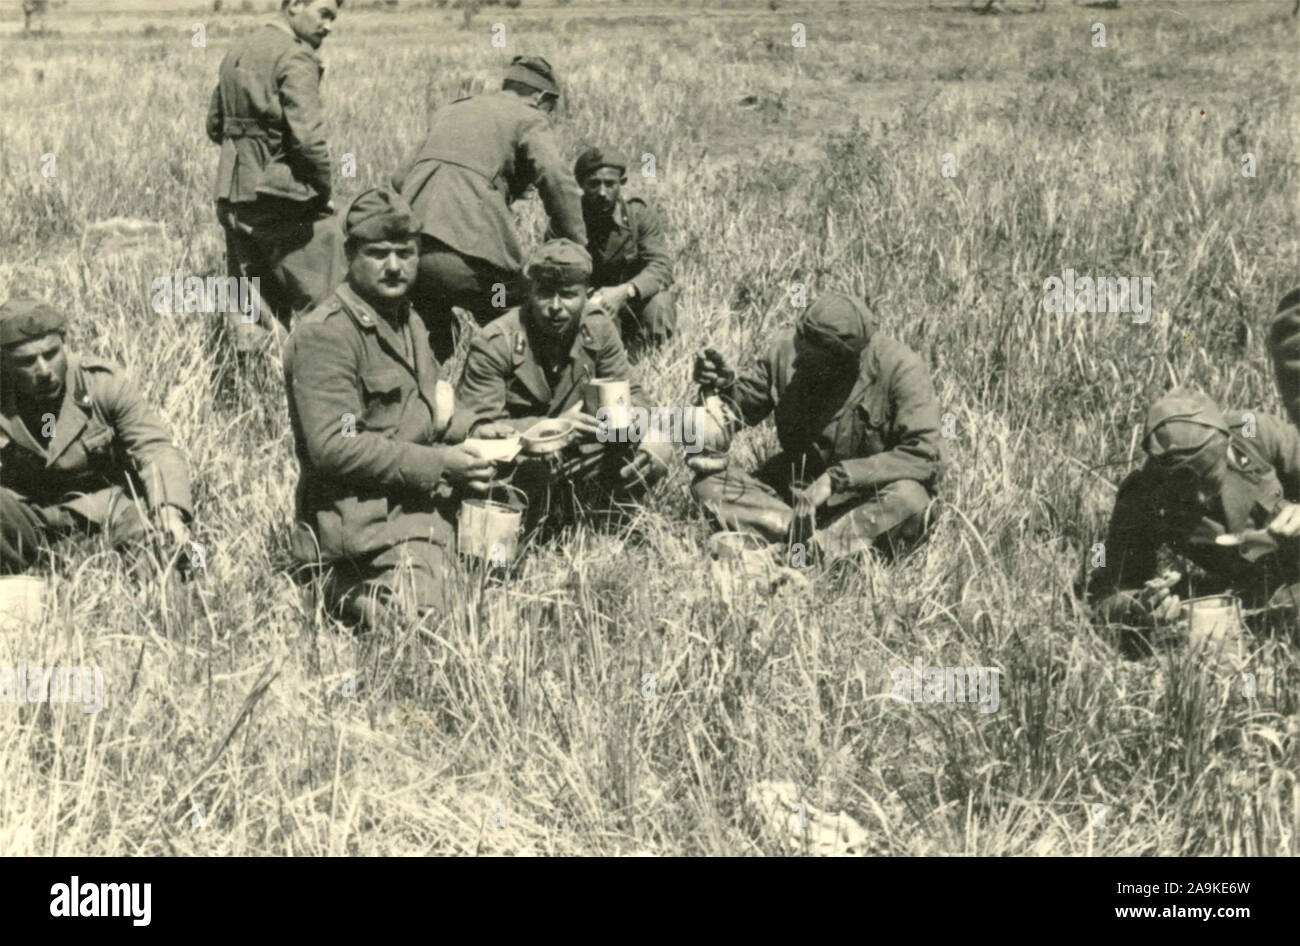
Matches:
[689,293,941,562]
[283,188,500,629]
[455,239,671,532]
[1267,286,1300,429]
[1088,388,1300,632]
[392,55,587,362]
[561,146,676,355]
[0,298,192,572]
[205,0,346,348]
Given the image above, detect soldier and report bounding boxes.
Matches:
[455,239,672,532]
[392,55,587,362]
[689,292,941,562]
[283,188,501,628]
[1267,286,1300,429]
[1088,388,1300,631]
[0,298,192,573]
[205,0,346,346]
[560,146,676,355]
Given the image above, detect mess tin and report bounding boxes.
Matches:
[584,378,632,430]
[0,576,46,631]
[1179,594,1245,656]
[457,484,527,566]
[521,418,574,456]
[464,434,522,463]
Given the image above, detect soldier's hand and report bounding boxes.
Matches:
[561,403,603,439]
[693,348,735,391]
[473,421,518,440]
[1151,591,1182,625]
[1266,501,1300,539]
[618,445,665,486]
[443,443,495,494]
[158,505,190,549]
[791,473,833,512]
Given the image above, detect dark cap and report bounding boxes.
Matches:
[0,297,66,347]
[795,293,876,359]
[344,187,420,243]
[504,55,559,96]
[574,146,629,183]
[525,239,592,287]
[1143,387,1230,476]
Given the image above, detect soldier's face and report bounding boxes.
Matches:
[347,238,419,304]
[1160,451,1229,508]
[2,332,67,406]
[284,0,339,49]
[526,281,587,340]
[793,334,857,379]
[581,168,623,215]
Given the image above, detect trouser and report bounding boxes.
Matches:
[1,486,148,574]
[606,286,677,351]
[318,539,452,629]
[501,441,651,539]
[217,198,346,348]
[691,454,934,561]
[411,238,529,363]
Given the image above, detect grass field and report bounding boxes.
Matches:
[1,0,1298,856]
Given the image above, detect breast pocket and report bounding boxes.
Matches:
[69,424,117,474]
[360,370,407,434]
[848,397,890,458]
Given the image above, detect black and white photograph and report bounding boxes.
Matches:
[0,0,1295,902]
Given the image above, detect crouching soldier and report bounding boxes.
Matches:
[689,292,941,562]
[558,147,676,355]
[1088,388,1300,633]
[455,239,673,533]
[0,298,192,572]
[284,188,495,628]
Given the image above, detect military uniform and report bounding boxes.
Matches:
[1089,408,1300,625]
[1267,287,1300,430]
[455,302,659,529]
[392,58,586,361]
[206,20,345,338]
[284,279,480,618]
[1,354,192,572]
[692,301,942,560]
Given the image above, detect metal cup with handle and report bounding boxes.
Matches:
[457,482,528,569]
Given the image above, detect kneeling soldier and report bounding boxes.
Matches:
[689,292,941,562]
[561,147,676,355]
[1,298,192,572]
[455,239,672,532]
[1088,388,1300,631]
[284,188,495,628]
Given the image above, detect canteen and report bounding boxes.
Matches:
[457,484,527,567]
[584,378,632,430]
[1179,594,1245,656]
[0,576,47,631]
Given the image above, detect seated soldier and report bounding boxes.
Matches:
[1267,286,1300,429]
[556,147,675,355]
[283,188,496,629]
[1088,388,1300,633]
[0,298,192,572]
[455,238,672,533]
[689,292,941,562]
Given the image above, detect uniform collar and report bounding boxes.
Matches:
[269,18,323,64]
[337,282,418,374]
[511,307,600,410]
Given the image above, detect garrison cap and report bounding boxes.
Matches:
[1143,387,1230,476]
[795,292,876,359]
[574,146,629,183]
[504,55,559,96]
[0,297,66,347]
[344,187,420,242]
[525,239,592,286]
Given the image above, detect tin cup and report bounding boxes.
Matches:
[457,484,527,568]
[584,378,632,430]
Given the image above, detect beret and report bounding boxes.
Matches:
[525,238,592,286]
[344,187,420,242]
[0,297,66,347]
[504,55,559,96]
[795,292,876,359]
[1143,387,1230,475]
[574,146,629,183]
